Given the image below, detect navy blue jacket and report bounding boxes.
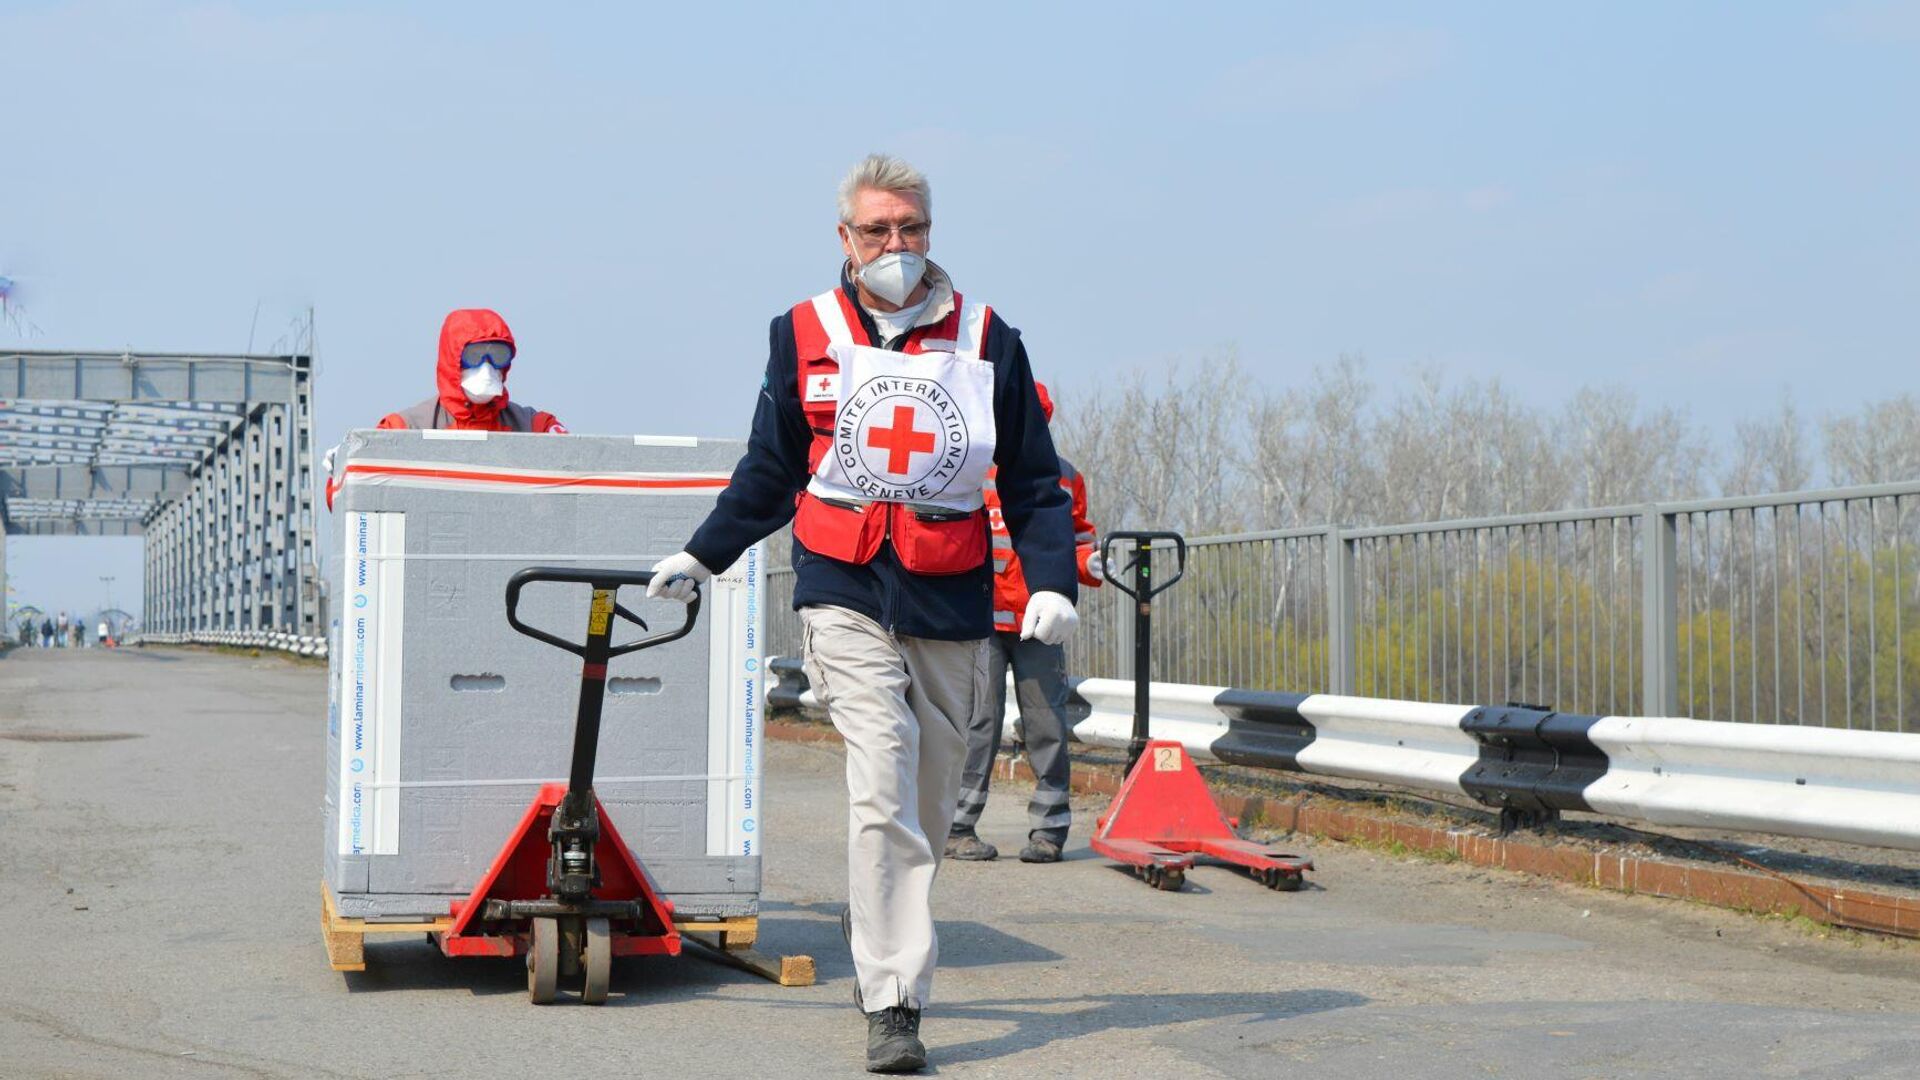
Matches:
[686,274,1077,641]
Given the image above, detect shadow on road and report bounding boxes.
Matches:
[1097,861,1330,896]
[929,989,1370,1065]
[342,937,755,1002]
[331,903,1363,1064]
[757,900,1067,969]
[340,904,1073,1007]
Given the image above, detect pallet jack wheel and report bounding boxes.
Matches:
[1267,869,1304,892]
[528,916,560,1004]
[581,917,612,1005]
[1140,864,1183,891]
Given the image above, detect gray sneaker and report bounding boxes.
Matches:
[866,1006,927,1073]
[945,834,998,861]
[1019,836,1063,863]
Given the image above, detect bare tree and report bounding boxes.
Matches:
[1060,353,1908,545]
[1051,351,1250,535]
[1723,395,1812,496]
[1377,370,1569,523]
[1245,354,1374,528]
[1561,387,1708,507]
[1823,396,1920,486]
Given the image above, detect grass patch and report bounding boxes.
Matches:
[1323,830,1463,864]
[1747,910,1904,948]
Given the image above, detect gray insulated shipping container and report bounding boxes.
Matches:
[323,429,765,920]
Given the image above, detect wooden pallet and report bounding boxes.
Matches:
[677,925,816,987]
[320,882,813,986]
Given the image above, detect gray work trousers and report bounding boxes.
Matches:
[951,631,1074,845]
[799,604,983,1011]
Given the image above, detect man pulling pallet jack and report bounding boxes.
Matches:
[648,153,1081,1074]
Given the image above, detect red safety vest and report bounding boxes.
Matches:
[790,288,993,575]
[986,457,1101,631]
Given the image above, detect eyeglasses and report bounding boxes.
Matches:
[848,221,930,246]
[459,341,514,370]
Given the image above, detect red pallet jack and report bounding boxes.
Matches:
[434,567,697,1004]
[1088,531,1314,893]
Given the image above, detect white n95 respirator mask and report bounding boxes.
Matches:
[460,363,505,403]
[853,250,928,307]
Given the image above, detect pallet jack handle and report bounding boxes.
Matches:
[504,566,702,818]
[505,566,701,659]
[1099,531,1187,774]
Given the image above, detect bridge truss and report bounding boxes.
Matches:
[1,350,319,636]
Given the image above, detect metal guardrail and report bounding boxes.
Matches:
[134,630,327,658]
[763,479,1920,732]
[766,657,1920,855]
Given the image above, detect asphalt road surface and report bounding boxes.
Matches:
[3,646,1917,1078]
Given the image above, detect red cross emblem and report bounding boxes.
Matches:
[815,376,832,394]
[866,405,937,476]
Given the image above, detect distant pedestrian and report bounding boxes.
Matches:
[99,620,112,648]
[41,618,54,648]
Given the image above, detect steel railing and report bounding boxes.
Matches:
[1344,509,1645,718]
[133,629,328,657]
[760,479,1920,732]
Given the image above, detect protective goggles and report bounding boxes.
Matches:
[458,340,515,370]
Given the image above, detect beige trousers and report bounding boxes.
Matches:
[800,604,984,1011]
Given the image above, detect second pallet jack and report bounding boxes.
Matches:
[1087,531,1315,893]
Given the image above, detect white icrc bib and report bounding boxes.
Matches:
[806,340,998,512]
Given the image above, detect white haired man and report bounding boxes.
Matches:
[648,154,1080,1073]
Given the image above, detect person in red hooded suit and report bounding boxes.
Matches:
[378,308,568,433]
[325,308,566,508]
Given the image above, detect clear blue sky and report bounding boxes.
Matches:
[4,1,1918,618]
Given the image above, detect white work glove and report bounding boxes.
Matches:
[1084,553,1107,582]
[645,551,712,603]
[1020,591,1080,646]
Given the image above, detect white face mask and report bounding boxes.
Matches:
[851,249,928,307]
[460,363,505,403]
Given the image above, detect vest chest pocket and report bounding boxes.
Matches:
[793,492,888,565]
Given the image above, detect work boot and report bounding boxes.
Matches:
[944,833,998,861]
[866,1005,927,1073]
[1019,836,1063,864]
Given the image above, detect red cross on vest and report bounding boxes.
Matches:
[867,404,936,475]
[814,375,832,396]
